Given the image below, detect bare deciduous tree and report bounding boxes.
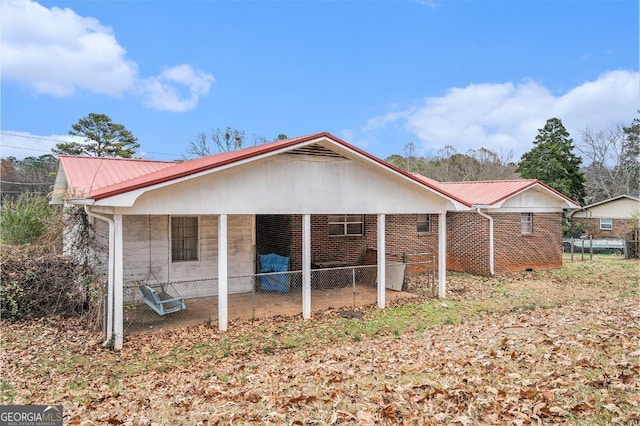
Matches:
[385,144,517,182]
[185,127,274,158]
[578,118,640,204]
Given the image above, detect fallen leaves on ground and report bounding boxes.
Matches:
[2,257,639,424]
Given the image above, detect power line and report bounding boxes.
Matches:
[0,144,56,154]
[0,131,185,160]
[1,180,53,186]
[0,132,71,143]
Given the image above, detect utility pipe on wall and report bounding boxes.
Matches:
[475,207,495,276]
[84,205,115,346]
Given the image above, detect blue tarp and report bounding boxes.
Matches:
[258,253,290,292]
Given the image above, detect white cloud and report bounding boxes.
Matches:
[1,0,137,96]
[140,65,216,113]
[362,70,640,159]
[0,131,78,160]
[1,0,215,111]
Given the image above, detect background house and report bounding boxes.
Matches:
[568,195,640,239]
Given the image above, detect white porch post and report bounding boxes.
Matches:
[377,213,386,309]
[218,214,228,331]
[302,214,311,319]
[438,212,447,298]
[113,214,124,350]
[106,220,114,345]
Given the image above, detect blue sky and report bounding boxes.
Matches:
[1,0,638,163]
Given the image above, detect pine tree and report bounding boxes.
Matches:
[53,113,139,158]
[516,118,586,204]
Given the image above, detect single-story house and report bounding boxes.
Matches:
[52,133,468,349]
[568,194,640,239]
[52,132,578,349]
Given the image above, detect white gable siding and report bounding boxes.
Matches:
[497,188,568,212]
[106,154,450,215]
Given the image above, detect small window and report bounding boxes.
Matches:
[417,214,431,233]
[521,213,533,234]
[328,214,364,236]
[600,218,613,230]
[171,216,199,261]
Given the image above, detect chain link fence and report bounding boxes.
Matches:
[403,252,437,296]
[120,253,436,335]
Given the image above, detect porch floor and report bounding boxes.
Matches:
[123,283,418,334]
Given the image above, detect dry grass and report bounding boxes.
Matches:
[1,255,638,424]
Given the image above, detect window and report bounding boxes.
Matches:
[600,218,613,230]
[521,213,533,234]
[417,214,431,233]
[328,214,364,236]
[171,216,199,261]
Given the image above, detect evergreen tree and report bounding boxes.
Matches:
[516,118,586,204]
[53,113,139,158]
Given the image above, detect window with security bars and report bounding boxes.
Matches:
[417,214,431,233]
[521,213,533,234]
[328,214,364,236]
[171,216,199,261]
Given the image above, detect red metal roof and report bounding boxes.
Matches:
[412,174,578,207]
[438,179,540,205]
[59,156,175,198]
[57,132,470,206]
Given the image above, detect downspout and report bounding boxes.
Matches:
[475,207,495,276]
[84,205,115,346]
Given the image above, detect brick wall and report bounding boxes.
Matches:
[257,212,563,276]
[571,217,636,239]
[256,214,292,261]
[256,214,440,272]
[446,212,563,275]
[493,212,563,273]
[446,212,491,276]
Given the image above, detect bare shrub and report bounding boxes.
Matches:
[0,245,103,327]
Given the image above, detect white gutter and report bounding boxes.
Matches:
[474,206,495,276]
[83,205,115,346]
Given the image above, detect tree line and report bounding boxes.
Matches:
[386,115,639,206]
